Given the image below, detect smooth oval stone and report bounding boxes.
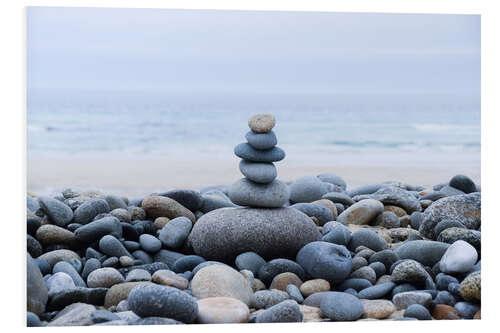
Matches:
[87,268,124,288]
[38,197,74,227]
[158,216,192,249]
[27,254,48,315]
[153,249,184,268]
[338,278,373,292]
[454,301,480,319]
[36,225,75,247]
[138,234,161,253]
[300,279,331,297]
[81,258,101,280]
[248,113,276,133]
[103,195,127,210]
[48,302,96,326]
[228,178,289,208]
[141,196,195,222]
[27,311,42,327]
[437,228,481,253]
[395,240,450,267]
[234,143,285,162]
[296,241,352,283]
[322,192,354,206]
[361,186,422,214]
[322,223,351,246]
[258,258,305,285]
[449,174,477,194]
[291,203,333,226]
[191,265,253,305]
[238,160,277,184]
[320,292,363,321]
[289,176,331,203]
[392,291,432,310]
[255,300,302,323]
[459,271,480,302]
[337,199,384,225]
[127,284,198,323]
[159,189,203,211]
[53,261,86,287]
[47,272,75,298]
[374,211,400,229]
[99,235,132,258]
[172,255,205,273]
[189,207,321,261]
[286,284,304,303]
[27,234,43,258]
[152,270,189,289]
[348,229,388,252]
[351,266,377,284]
[74,199,110,224]
[403,304,431,320]
[252,289,290,309]
[235,252,266,276]
[197,297,250,324]
[434,290,457,306]
[434,219,467,237]
[358,282,396,299]
[440,240,478,274]
[391,260,429,283]
[125,269,152,282]
[245,130,277,149]
[269,272,303,291]
[38,249,81,268]
[74,216,122,244]
[419,193,481,239]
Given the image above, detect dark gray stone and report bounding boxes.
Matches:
[172,255,205,273]
[153,249,184,267]
[74,216,122,243]
[234,142,285,162]
[228,178,290,208]
[320,292,363,321]
[337,278,372,292]
[348,229,388,252]
[199,194,238,213]
[189,207,321,261]
[255,300,302,323]
[139,234,162,253]
[132,250,153,264]
[289,176,331,203]
[362,186,422,213]
[82,258,101,280]
[322,192,353,206]
[99,235,132,258]
[404,304,431,320]
[104,195,127,210]
[48,287,107,311]
[409,211,424,230]
[454,301,480,319]
[27,216,42,236]
[286,284,304,303]
[239,160,277,184]
[53,261,86,287]
[296,241,352,283]
[391,283,417,299]
[124,241,140,252]
[91,310,120,323]
[394,240,450,267]
[27,253,48,315]
[291,202,333,225]
[303,291,335,307]
[27,311,42,327]
[34,258,51,276]
[245,130,278,150]
[368,262,386,278]
[317,173,347,191]
[252,289,290,309]
[358,282,395,299]
[158,189,203,211]
[435,273,459,291]
[127,284,198,323]
[235,252,266,276]
[449,175,477,194]
[38,197,74,227]
[258,258,305,285]
[27,234,43,258]
[74,199,110,225]
[158,216,192,249]
[434,219,467,237]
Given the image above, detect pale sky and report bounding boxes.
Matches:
[27,7,480,95]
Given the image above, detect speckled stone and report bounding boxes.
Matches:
[269,272,303,291]
[252,289,290,309]
[248,114,276,133]
[141,196,195,222]
[392,291,432,310]
[197,297,250,324]
[229,178,290,208]
[361,299,396,319]
[255,300,303,323]
[300,279,331,297]
[87,268,125,288]
[459,271,481,302]
[152,270,189,290]
[104,282,153,307]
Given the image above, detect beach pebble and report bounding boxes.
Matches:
[229,178,289,208]
[348,229,388,252]
[189,207,320,261]
[110,208,131,222]
[437,228,481,253]
[391,260,429,284]
[104,195,127,210]
[27,234,43,258]
[81,258,101,280]
[459,271,480,302]
[252,289,290,309]
[434,290,457,306]
[337,199,384,225]
[53,261,86,287]
[449,174,477,194]
[351,266,377,284]
[338,278,373,292]
[322,223,351,246]
[87,267,124,288]
[159,189,203,211]
[419,193,481,239]
[394,240,449,267]
[454,301,480,319]
[119,256,134,267]
[245,130,277,149]
[191,264,253,305]
[409,211,424,230]
[404,304,431,320]
[374,211,400,228]
[286,284,304,303]
[289,176,331,203]
[255,300,302,323]
[197,297,250,324]
[358,282,395,299]
[27,216,42,236]
[238,160,277,184]
[103,281,152,308]
[125,269,151,282]
[73,199,110,224]
[248,113,275,133]
[296,241,352,283]
[48,303,95,326]
[258,258,305,285]
[362,186,422,214]
[38,197,74,227]
[152,269,189,289]
[99,235,132,258]
[27,312,42,327]
[172,255,205,273]
[392,291,432,310]
[128,206,146,221]
[432,304,462,320]
[141,196,195,222]
[235,252,266,275]
[347,184,384,197]
[300,279,330,297]
[440,240,478,274]
[434,219,467,237]
[361,299,396,319]
[290,202,333,225]
[269,272,303,291]
[46,272,76,298]
[127,284,198,323]
[320,292,363,321]
[234,143,285,162]
[74,216,122,244]
[153,217,170,230]
[139,234,162,253]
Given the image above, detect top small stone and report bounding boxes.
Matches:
[248,114,276,133]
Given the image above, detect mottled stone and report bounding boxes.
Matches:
[394,240,449,267]
[269,272,303,291]
[337,199,384,225]
[27,254,48,315]
[152,270,189,290]
[255,300,303,323]
[459,271,480,302]
[362,299,396,319]
[197,297,250,324]
[87,268,124,288]
[300,279,330,297]
[141,196,195,222]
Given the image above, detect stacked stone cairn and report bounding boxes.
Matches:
[228,114,290,208]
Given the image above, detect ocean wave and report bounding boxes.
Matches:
[411,123,479,132]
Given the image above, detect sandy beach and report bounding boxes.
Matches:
[27,152,481,198]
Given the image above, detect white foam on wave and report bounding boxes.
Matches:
[412,123,479,132]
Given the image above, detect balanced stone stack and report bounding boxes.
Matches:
[228,114,290,208]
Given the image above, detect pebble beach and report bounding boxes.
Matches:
[26,114,481,326]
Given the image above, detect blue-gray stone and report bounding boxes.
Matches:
[91,310,120,323]
[27,311,42,327]
[27,196,41,214]
[153,249,184,267]
[38,197,74,227]
[252,289,290,309]
[286,284,304,303]
[238,160,277,184]
[391,283,417,298]
[296,241,352,283]
[348,229,388,252]
[338,278,372,292]
[121,223,139,241]
[368,262,386,277]
[245,130,277,150]
[46,272,76,298]
[124,241,140,252]
[394,240,449,267]
[235,252,266,276]
[435,273,459,291]
[172,255,205,273]
[258,258,305,285]
[74,216,122,243]
[53,261,86,287]
[449,174,477,194]
[363,186,422,213]
[255,300,302,323]
[335,203,345,214]
[27,216,42,236]
[131,220,155,236]
[374,211,400,228]
[118,262,170,276]
[126,269,152,282]
[409,211,424,230]
[82,258,101,280]
[229,178,290,208]
[74,199,110,225]
[99,235,132,258]
[139,234,162,254]
[48,287,108,311]
[454,301,480,319]
[127,284,198,323]
[69,258,82,273]
[158,216,192,249]
[289,176,332,203]
[358,282,396,299]
[434,220,467,238]
[404,304,431,320]
[447,282,462,299]
[199,194,238,213]
[291,202,333,225]
[27,234,42,258]
[34,258,51,276]
[132,250,153,264]
[159,189,203,211]
[303,292,335,307]
[104,195,127,210]
[347,184,384,197]
[322,226,351,246]
[200,184,229,195]
[131,317,183,325]
[234,142,285,162]
[317,173,347,191]
[434,290,456,306]
[320,292,363,321]
[321,191,353,206]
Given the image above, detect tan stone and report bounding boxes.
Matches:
[36,224,75,246]
[269,272,303,291]
[87,268,124,288]
[300,279,331,297]
[460,271,480,302]
[473,309,481,319]
[197,297,250,324]
[248,114,276,133]
[141,196,195,222]
[154,217,170,229]
[300,305,323,322]
[104,282,153,308]
[152,270,189,290]
[384,205,407,217]
[362,299,396,319]
[312,199,338,220]
[38,249,81,267]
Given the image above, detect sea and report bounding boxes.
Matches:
[27,89,480,167]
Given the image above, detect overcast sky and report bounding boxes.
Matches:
[27,7,480,95]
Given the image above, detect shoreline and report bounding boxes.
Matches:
[27,155,480,197]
